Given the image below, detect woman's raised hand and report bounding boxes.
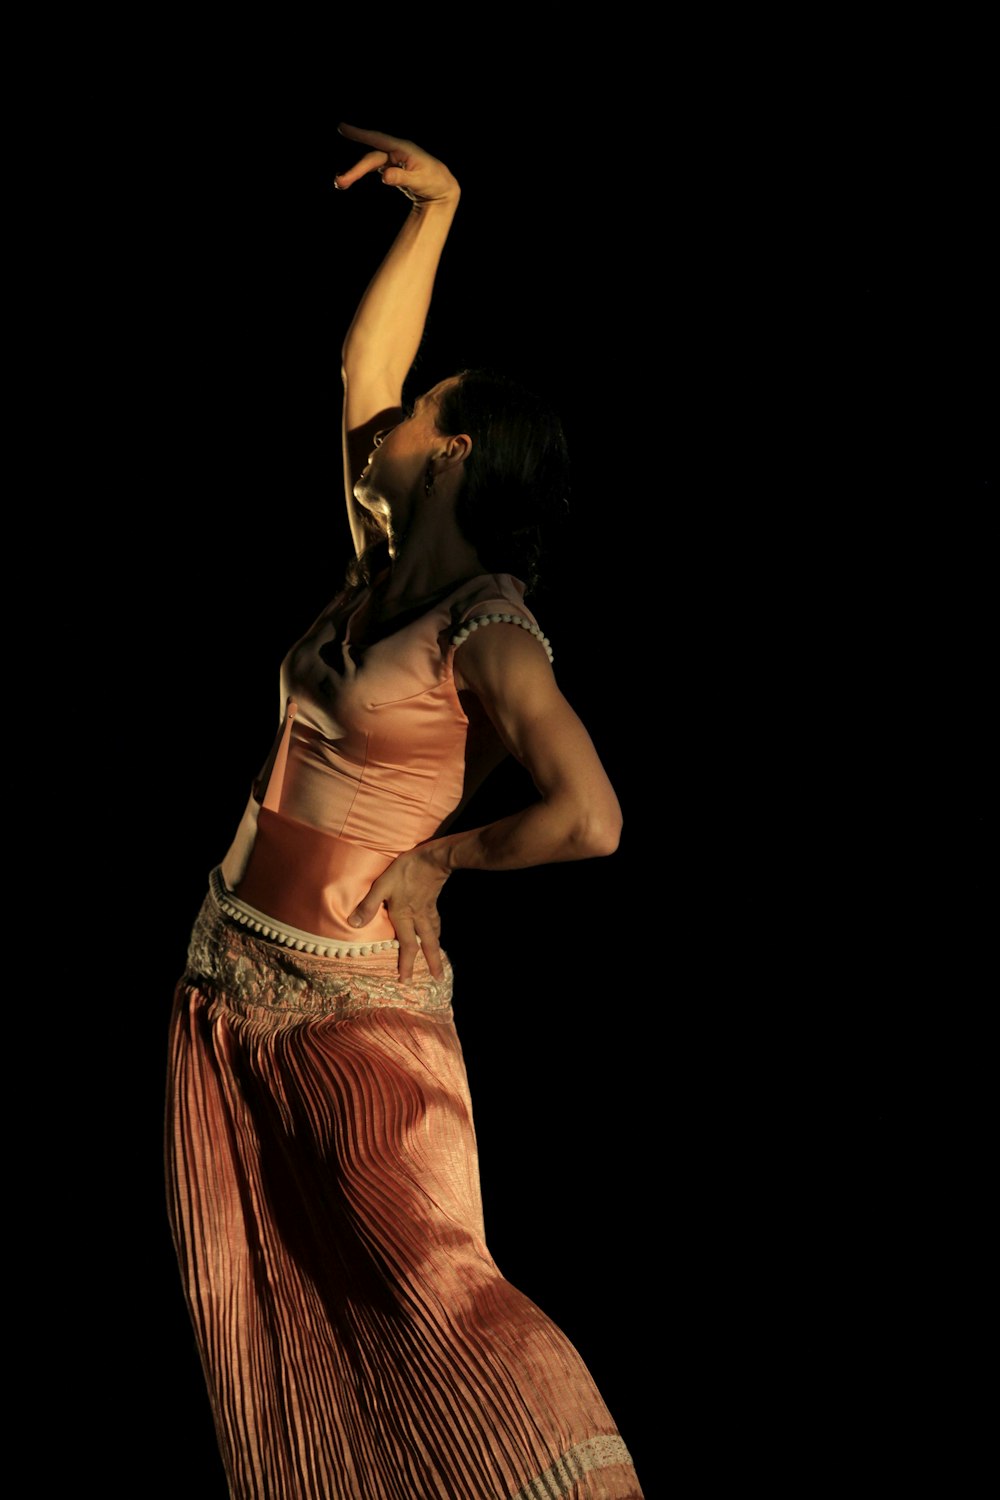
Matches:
[335,123,460,205]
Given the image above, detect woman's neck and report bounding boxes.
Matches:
[377,542,485,614]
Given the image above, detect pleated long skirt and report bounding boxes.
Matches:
[165,876,643,1499]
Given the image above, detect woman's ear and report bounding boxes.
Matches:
[438,432,472,472]
[427,433,471,494]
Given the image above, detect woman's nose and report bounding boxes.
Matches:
[373,428,389,448]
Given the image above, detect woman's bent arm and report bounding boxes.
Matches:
[350,626,623,979]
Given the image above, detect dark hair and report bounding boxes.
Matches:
[439,368,570,595]
[345,368,570,596]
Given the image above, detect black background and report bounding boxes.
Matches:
[49,41,991,1498]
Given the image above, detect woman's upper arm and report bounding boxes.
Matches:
[453,622,620,819]
[341,377,402,556]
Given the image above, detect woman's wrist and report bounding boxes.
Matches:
[410,187,461,216]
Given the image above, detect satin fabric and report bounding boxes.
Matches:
[224,573,542,946]
[167,574,642,1495]
[166,885,643,1498]
[236,807,399,945]
[238,573,535,846]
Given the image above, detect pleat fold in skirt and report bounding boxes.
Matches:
[165,873,644,1499]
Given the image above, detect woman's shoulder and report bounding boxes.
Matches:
[447,575,553,664]
[450,572,536,625]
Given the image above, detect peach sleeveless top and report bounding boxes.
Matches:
[226,571,549,946]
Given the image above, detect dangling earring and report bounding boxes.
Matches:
[424,464,435,497]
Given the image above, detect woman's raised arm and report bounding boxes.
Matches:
[336,123,461,557]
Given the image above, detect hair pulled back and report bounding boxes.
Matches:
[345,368,571,596]
[438,368,570,595]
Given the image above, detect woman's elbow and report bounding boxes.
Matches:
[593,808,624,857]
[574,799,623,859]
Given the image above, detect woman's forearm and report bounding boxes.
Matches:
[341,193,460,393]
[422,794,623,877]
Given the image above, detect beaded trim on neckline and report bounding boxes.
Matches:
[451,614,554,663]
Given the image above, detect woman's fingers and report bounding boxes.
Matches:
[349,861,446,982]
[337,121,412,153]
[335,122,414,186]
[390,915,444,983]
[334,122,458,202]
[394,924,420,982]
[412,919,444,982]
[334,147,392,190]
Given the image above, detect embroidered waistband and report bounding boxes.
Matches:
[182,872,453,1021]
